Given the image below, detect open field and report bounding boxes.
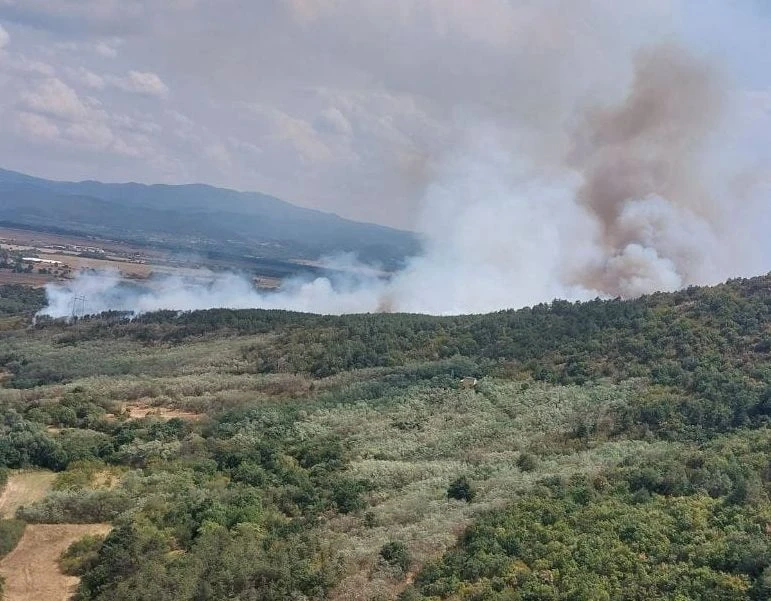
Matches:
[0,523,111,601]
[0,471,56,519]
[1,225,302,289]
[0,271,57,287]
[0,227,164,258]
[37,253,154,277]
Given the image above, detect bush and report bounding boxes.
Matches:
[447,476,475,502]
[16,489,132,523]
[0,519,26,558]
[59,534,106,576]
[380,541,411,573]
[397,587,423,601]
[516,452,538,472]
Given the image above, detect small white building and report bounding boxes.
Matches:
[22,257,63,266]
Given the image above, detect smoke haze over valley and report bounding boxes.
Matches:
[38,41,771,318]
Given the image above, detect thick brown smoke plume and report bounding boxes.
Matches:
[568,45,727,297]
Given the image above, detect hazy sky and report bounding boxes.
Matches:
[1,1,770,228]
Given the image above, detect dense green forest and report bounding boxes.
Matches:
[0,276,770,600]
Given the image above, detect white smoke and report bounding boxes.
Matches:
[39,264,388,319]
[38,139,771,318]
[38,43,771,318]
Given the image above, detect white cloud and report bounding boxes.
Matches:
[241,103,330,162]
[21,77,89,120]
[107,70,168,97]
[0,53,55,75]
[65,66,168,98]
[12,72,162,158]
[204,142,231,165]
[16,111,60,140]
[95,40,118,57]
[314,106,352,136]
[65,119,114,147]
[66,66,105,89]
[0,23,9,49]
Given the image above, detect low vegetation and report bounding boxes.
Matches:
[0,276,769,599]
[0,520,25,559]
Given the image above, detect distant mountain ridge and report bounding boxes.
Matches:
[0,168,419,267]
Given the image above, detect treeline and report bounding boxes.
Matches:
[30,276,771,383]
[15,274,771,438]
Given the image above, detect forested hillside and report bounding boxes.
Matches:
[0,276,770,600]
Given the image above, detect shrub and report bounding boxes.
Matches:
[397,587,423,601]
[16,490,132,523]
[447,476,475,502]
[380,541,411,573]
[329,476,368,514]
[0,519,26,558]
[516,452,538,472]
[59,534,106,576]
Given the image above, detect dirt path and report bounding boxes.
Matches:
[0,471,56,519]
[0,524,111,601]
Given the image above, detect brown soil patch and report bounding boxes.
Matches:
[0,271,58,287]
[113,401,203,421]
[0,471,56,519]
[91,470,120,490]
[40,253,154,278]
[0,523,111,601]
[127,406,202,420]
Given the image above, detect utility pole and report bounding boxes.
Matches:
[71,295,87,320]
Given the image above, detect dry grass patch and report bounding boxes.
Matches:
[119,400,204,421]
[0,471,56,519]
[0,523,111,601]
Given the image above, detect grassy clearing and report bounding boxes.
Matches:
[0,523,111,601]
[0,471,55,519]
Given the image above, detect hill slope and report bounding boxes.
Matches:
[0,275,770,600]
[0,168,419,266]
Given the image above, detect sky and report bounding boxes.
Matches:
[1,1,771,230]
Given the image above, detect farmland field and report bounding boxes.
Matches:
[0,272,57,287]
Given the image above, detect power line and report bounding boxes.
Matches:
[71,295,87,319]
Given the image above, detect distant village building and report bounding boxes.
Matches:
[460,377,478,389]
